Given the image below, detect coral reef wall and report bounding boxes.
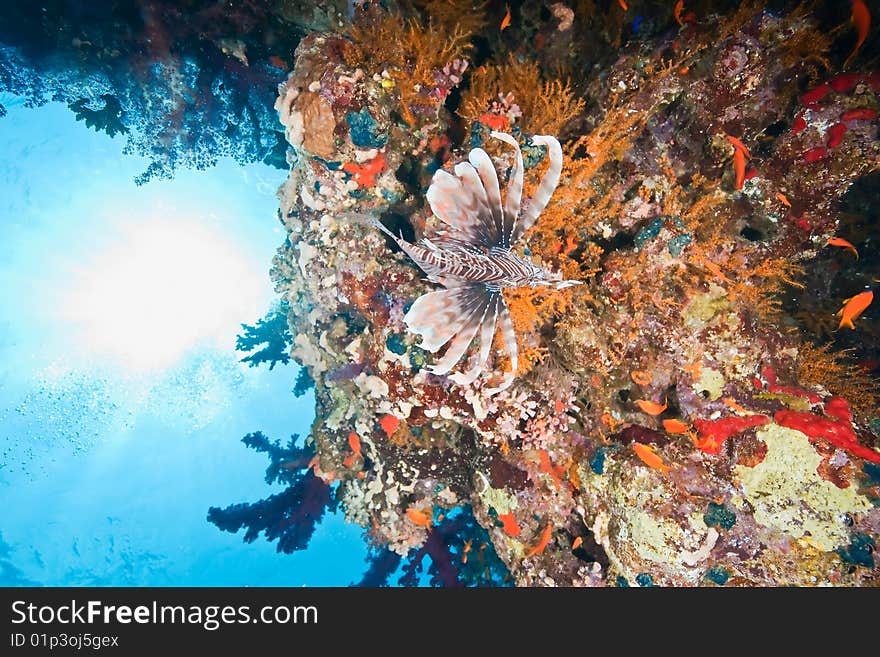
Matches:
[266,0,880,586]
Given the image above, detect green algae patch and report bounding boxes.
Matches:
[684,283,729,326]
[693,367,725,401]
[836,533,875,568]
[704,502,736,530]
[482,485,517,516]
[735,424,872,551]
[704,565,730,585]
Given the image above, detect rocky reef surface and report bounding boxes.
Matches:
[256,1,880,586]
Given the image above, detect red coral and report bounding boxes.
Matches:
[342,152,387,187]
[774,397,880,464]
[693,415,771,454]
[478,112,510,131]
[759,366,821,403]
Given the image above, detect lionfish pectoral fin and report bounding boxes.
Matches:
[404,286,483,353]
[483,296,518,396]
[489,131,524,249]
[427,158,501,248]
[511,135,562,245]
[446,292,501,386]
[428,287,493,375]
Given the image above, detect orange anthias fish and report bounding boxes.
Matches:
[524,524,553,558]
[845,0,871,67]
[348,432,362,457]
[618,0,628,11]
[662,418,691,434]
[725,135,751,158]
[500,5,511,31]
[827,237,859,260]
[406,507,433,528]
[632,443,670,474]
[775,192,792,208]
[636,398,668,415]
[726,135,750,191]
[837,290,873,330]
[572,536,583,550]
[674,0,685,26]
[343,431,362,468]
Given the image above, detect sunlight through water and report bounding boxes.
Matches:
[60,217,266,371]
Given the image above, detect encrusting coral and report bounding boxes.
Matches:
[216,0,880,586]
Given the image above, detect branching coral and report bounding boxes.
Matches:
[343,6,473,125]
[797,342,880,420]
[459,56,585,135]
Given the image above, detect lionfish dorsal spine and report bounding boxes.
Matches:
[511,135,562,244]
[488,131,524,249]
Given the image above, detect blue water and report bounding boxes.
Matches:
[0,100,369,585]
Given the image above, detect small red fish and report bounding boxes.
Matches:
[500,5,511,31]
[674,0,685,25]
[732,148,746,190]
[632,443,669,474]
[826,122,848,148]
[379,414,401,437]
[837,290,873,330]
[827,237,859,259]
[801,83,830,107]
[830,72,862,93]
[726,136,750,190]
[804,146,829,162]
[791,114,807,134]
[845,0,871,67]
[841,108,878,122]
[636,398,668,415]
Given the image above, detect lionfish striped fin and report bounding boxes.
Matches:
[489,131,524,249]
[428,288,494,375]
[467,147,505,243]
[403,284,486,354]
[453,161,494,238]
[426,162,499,247]
[511,135,562,244]
[484,295,518,395]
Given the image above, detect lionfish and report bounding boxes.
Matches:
[374,131,580,393]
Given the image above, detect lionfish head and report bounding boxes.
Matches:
[530,263,582,290]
